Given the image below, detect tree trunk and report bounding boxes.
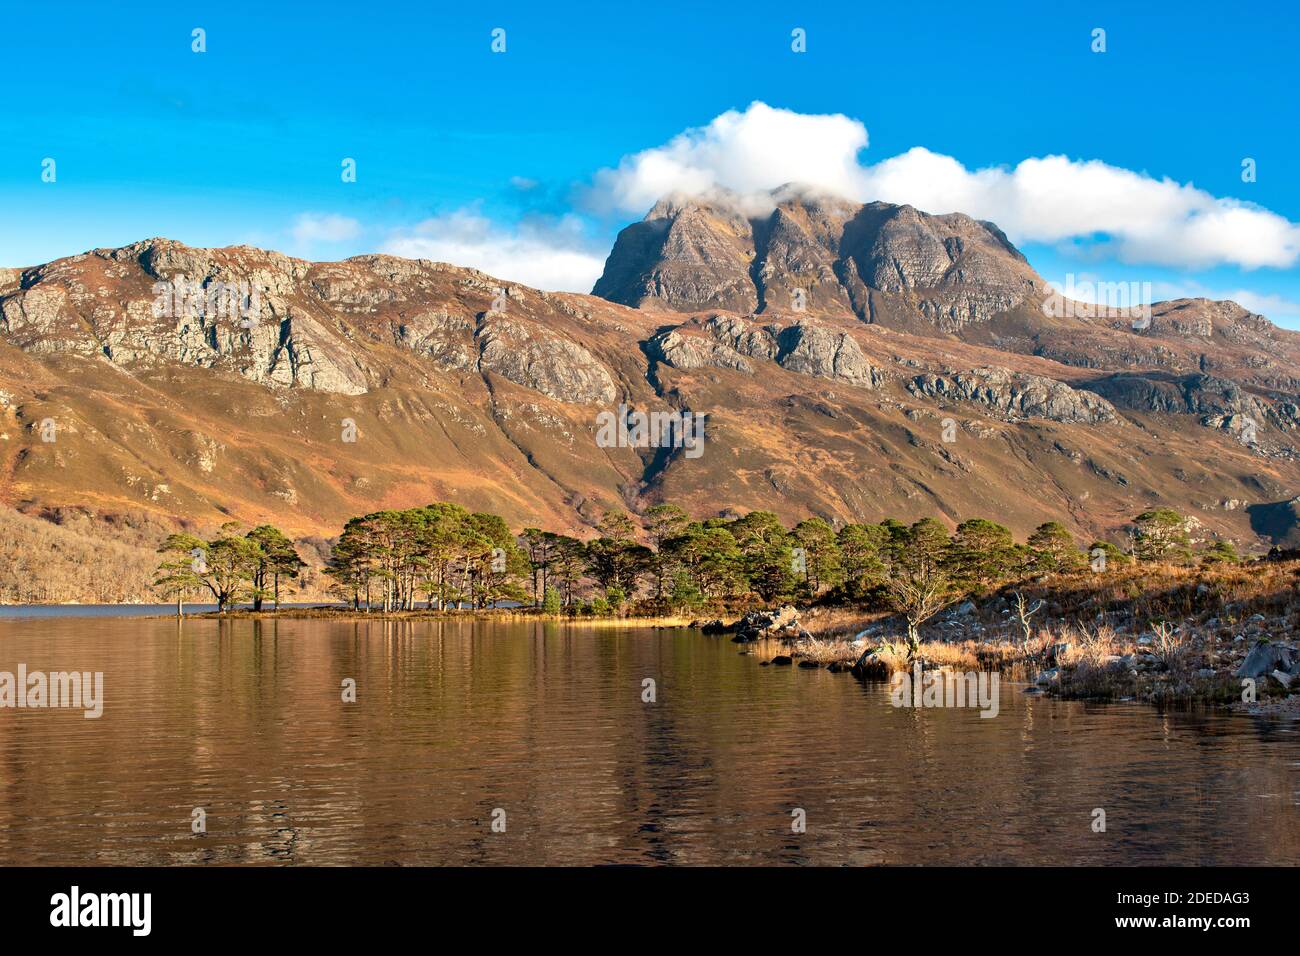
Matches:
[176,596,183,617]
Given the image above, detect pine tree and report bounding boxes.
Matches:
[1133,509,1193,562]
[1027,521,1084,573]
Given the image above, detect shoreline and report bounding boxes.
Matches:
[5,579,1299,715]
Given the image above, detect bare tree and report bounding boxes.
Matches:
[1012,590,1045,655]
[883,518,957,657]
[886,562,955,657]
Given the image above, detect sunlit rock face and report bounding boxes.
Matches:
[594,192,1042,329]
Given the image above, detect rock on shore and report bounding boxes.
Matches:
[731,605,802,643]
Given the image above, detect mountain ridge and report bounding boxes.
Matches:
[2,197,1298,558]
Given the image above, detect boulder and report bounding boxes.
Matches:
[851,648,892,680]
[1235,640,1294,679]
[770,655,793,666]
[731,604,801,642]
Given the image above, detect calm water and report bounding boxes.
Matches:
[0,616,1297,866]
[0,603,334,620]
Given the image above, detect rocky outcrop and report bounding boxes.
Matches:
[477,318,618,404]
[774,322,883,387]
[1087,373,1266,419]
[0,246,371,396]
[0,239,625,404]
[1150,298,1278,345]
[1084,372,1300,443]
[840,202,1041,328]
[702,315,780,360]
[391,310,477,371]
[645,329,754,373]
[647,315,883,387]
[907,367,1117,423]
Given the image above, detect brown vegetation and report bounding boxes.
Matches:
[789,559,1300,708]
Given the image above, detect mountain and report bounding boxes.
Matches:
[594,189,1044,331]
[595,189,1300,393]
[2,194,1299,572]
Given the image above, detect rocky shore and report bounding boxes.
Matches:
[695,563,1300,714]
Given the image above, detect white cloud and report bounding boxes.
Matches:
[291,213,362,245]
[588,102,870,217]
[289,104,1298,301]
[383,210,605,292]
[586,101,1300,271]
[867,151,1300,270]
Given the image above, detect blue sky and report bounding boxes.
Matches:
[2,1,1298,324]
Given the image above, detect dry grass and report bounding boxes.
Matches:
[216,606,696,627]
[995,560,1300,639]
[797,606,886,640]
[849,639,983,678]
[788,637,860,664]
[1149,621,1190,670]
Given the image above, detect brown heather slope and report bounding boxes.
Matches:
[0,194,1297,583]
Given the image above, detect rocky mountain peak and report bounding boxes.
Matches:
[593,190,1044,329]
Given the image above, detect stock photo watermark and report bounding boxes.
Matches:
[890,663,999,718]
[1041,274,1152,329]
[595,404,707,459]
[0,665,103,718]
[152,278,262,327]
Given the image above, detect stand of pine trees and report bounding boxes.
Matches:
[154,503,1239,617]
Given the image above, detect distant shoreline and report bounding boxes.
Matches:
[0,603,698,626]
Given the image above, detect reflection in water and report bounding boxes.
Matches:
[0,617,1296,865]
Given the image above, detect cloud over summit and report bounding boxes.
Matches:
[587,101,1300,271]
